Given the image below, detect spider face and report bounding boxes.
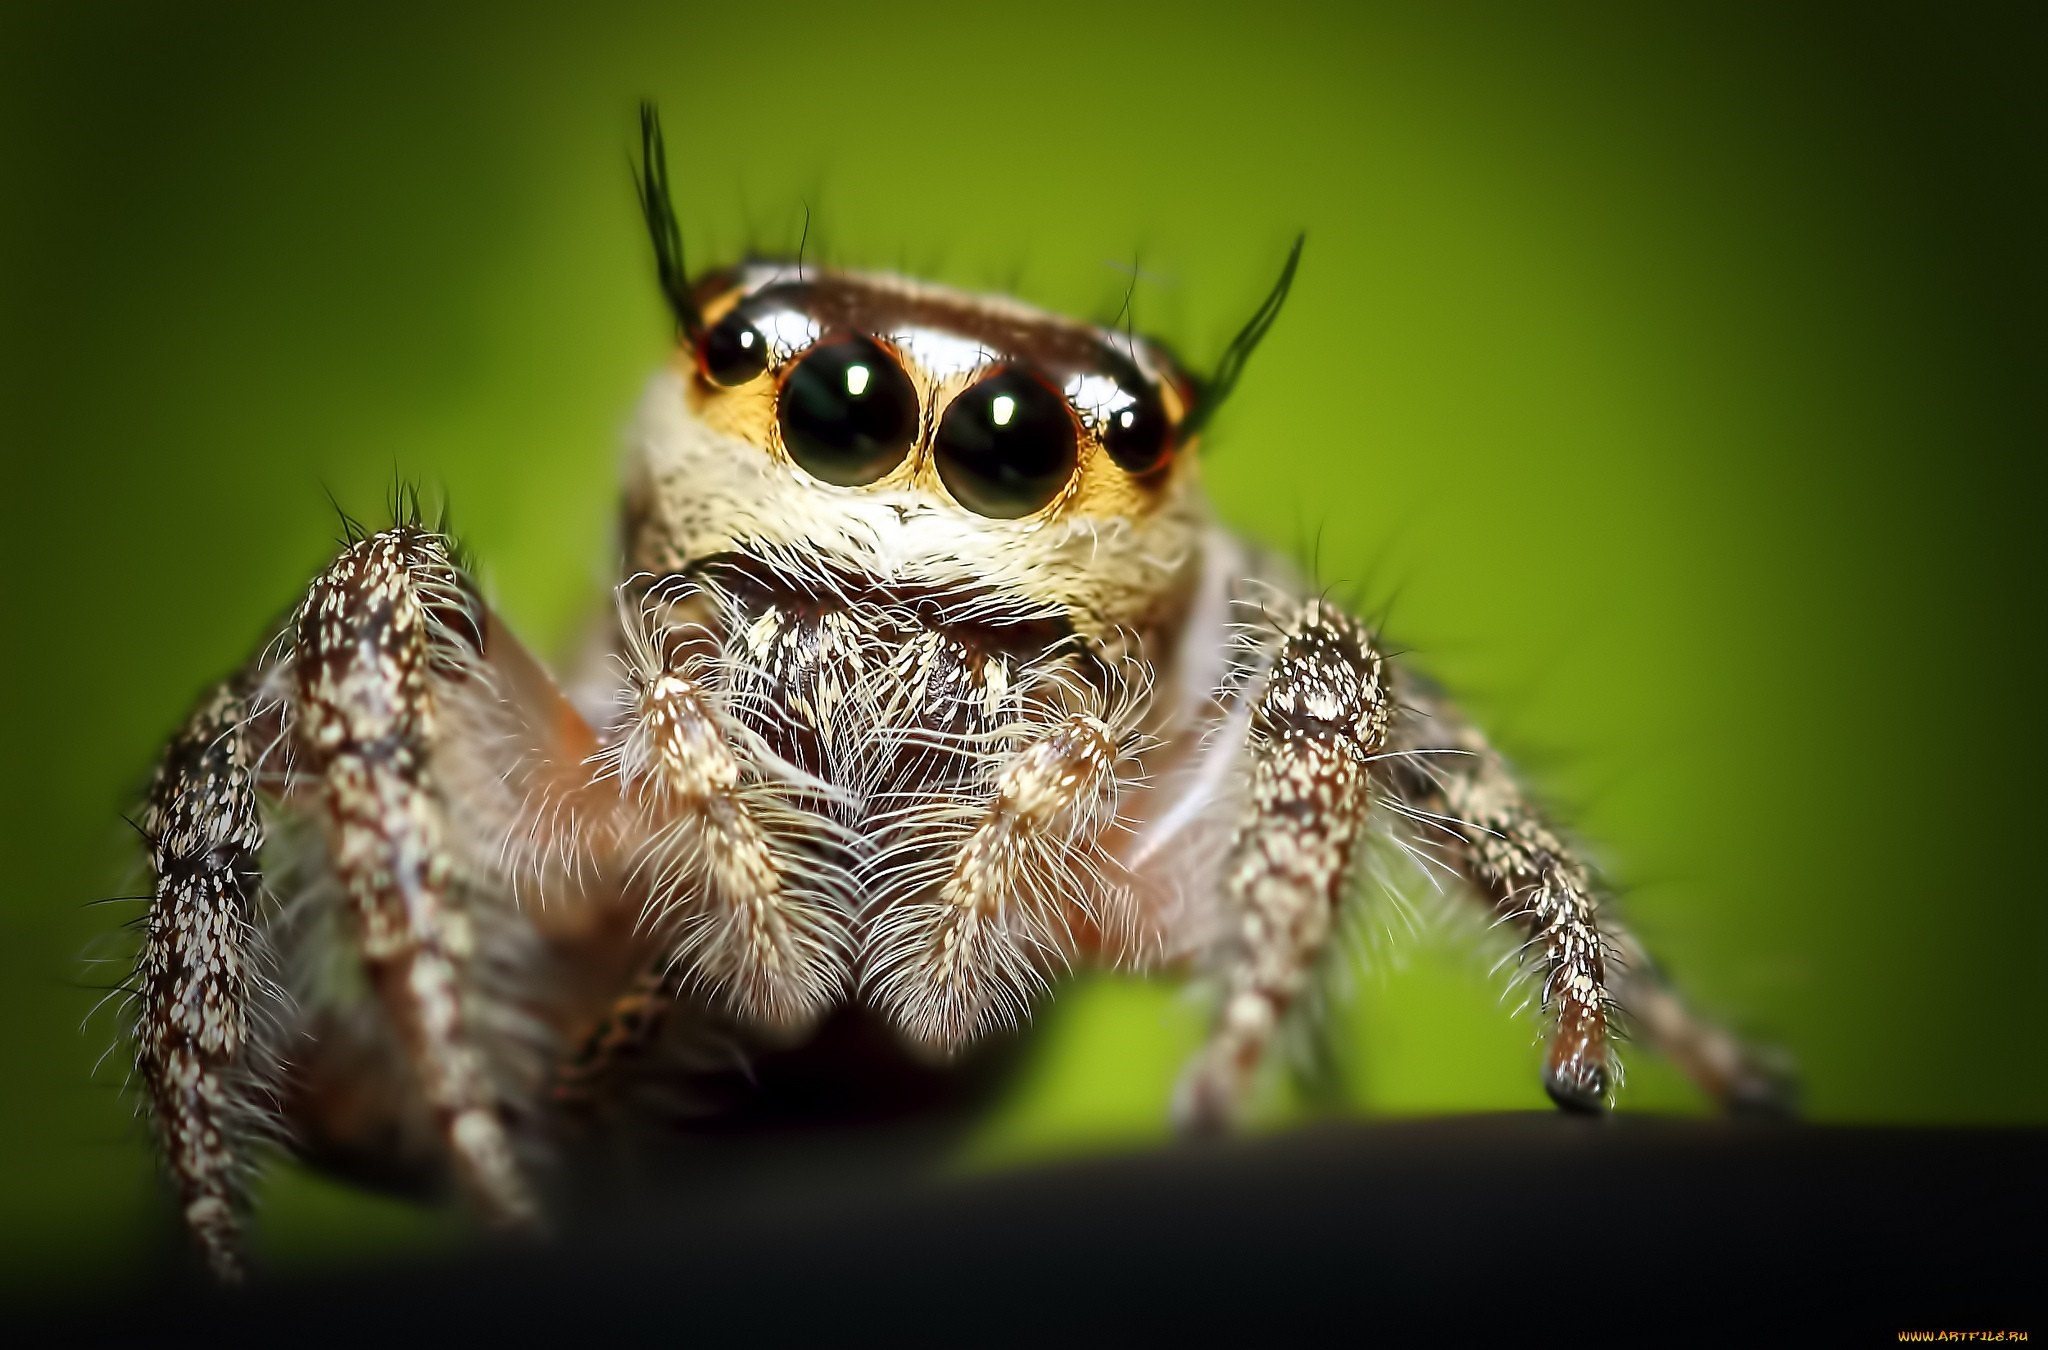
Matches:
[622,264,1210,641]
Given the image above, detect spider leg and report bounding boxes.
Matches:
[1174,598,1390,1133]
[865,708,1132,1053]
[292,527,537,1230]
[135,682,275,1283]
[1383,678,1795,1114]
[541,592,864,1101]
[603,596,855,1038]
[132,518,630,1276]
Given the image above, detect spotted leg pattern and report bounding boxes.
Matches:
[292,527,537,1228]
[1383,677,1795,1114]
[1176,599,1390,1132]
[135,683,273,1282]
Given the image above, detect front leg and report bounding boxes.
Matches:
[134,519,604,1278]
[1175,599,1390,1133]
[606,591,855,1032]
[293,527,536,1228]
[548,592,861,1099]
[866,689,1138,1053]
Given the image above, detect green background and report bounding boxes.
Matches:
[3,1,2040,1293]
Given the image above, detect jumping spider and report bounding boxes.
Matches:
[126,107,1790,1282]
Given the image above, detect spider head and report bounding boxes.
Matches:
[619,105,1297,639]
[623,262,1213,638]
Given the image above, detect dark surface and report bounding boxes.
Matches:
[39,1117,2044,1346]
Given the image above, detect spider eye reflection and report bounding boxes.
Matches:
[1100,386,1169,475]
[933,367,1079,518]
[777,337,919,486]
[699,308,770,386]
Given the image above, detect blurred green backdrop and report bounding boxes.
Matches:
[3,0,2041,1294]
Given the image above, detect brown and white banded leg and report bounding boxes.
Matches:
[293,527,536,1227]
[1176,599,1391,1133]
[605,608,854,1035]
[136,683,272,1282]
[1409,724,1615,1110]
[867,709,1130,1053]
[1385,681,1794,1113]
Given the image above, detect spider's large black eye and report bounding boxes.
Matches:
[1100,385,1170,475]
[777,337,919,486]
[933,367,1079,518]
[699,308,770,386]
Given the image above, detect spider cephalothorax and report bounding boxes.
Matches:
[122,105,1790,1283]
[632,264,1205,625]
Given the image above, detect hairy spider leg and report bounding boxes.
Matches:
[1381,676,1796,1114]
[292,529,539,1228]
[1174,598,1391,1132]
[135,683,274,1282]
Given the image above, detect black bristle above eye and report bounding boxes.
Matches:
[1181,232,1306,445]
[634,101,702,341]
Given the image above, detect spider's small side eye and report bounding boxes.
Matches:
[1100,387,1170,476]
[777,336,919,486]
[699,308,770,386]
[933,366,1079,518]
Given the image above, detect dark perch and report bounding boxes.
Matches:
[43,1115,2044,1345]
